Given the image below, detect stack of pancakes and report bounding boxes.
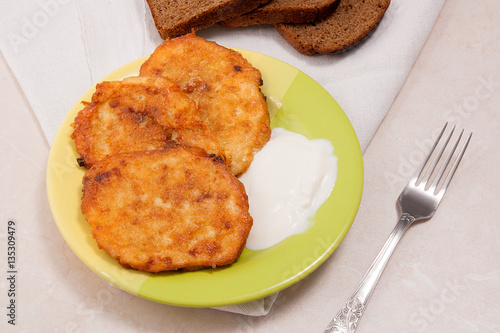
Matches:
[72,33,271,272]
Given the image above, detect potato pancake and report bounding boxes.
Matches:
[71,76,225,167]
[81,146,252,272]
[139,33,271,175]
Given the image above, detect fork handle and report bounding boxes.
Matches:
[324,213,415,333]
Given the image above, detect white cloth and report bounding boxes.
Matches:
[0,0,445,315]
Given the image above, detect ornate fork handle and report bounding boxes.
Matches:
[324,213,415,333]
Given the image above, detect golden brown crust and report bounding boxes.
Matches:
[140,33,271,175]
[170,123,231,165]
[81,147,252,272]
[71,76,226,167]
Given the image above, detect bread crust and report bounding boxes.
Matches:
[146,0,271,39]
[220,0,341,27]
[276,0,391,55]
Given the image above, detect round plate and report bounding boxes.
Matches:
[46,49,363,307]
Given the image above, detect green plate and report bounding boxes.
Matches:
[46,49,363,307]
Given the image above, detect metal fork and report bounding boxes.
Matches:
[324,123,472,333]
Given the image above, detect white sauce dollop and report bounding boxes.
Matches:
[239,128,338,251]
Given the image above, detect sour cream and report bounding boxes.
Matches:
[239,128,338,251]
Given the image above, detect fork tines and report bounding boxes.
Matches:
[414,123,472,196]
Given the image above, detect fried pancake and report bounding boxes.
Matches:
[71,76,225,167]
[170,123,231,165]
[81,146,252,272]
[140,33,271,175]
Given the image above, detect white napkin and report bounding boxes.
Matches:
[0,0,444,316]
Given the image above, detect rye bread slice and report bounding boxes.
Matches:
[219,0,341,28]
[146,0,271,39]
[276,0,391,55]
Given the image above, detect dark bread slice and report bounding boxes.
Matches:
[146,0,271,39]
[276,0,391,55]
[219,0,341,28]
